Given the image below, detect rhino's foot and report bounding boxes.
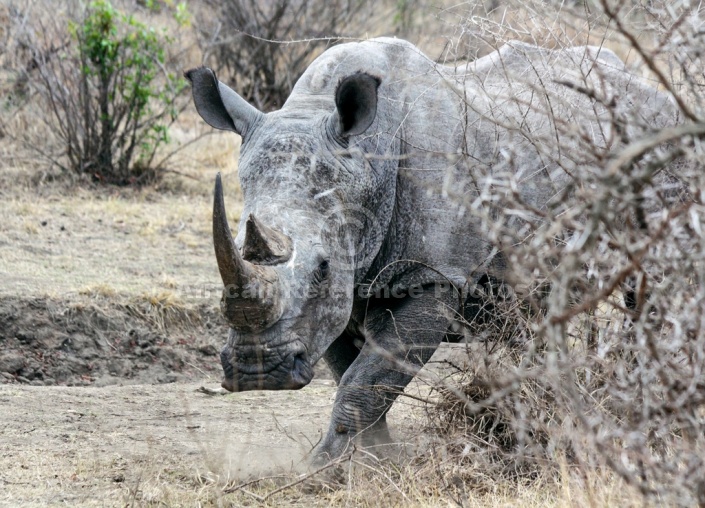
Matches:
[311,415,393,468]
[301,463,347,494]
[311,433,353,468]
[359,416,393,451]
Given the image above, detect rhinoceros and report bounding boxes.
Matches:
[186,37,678,461]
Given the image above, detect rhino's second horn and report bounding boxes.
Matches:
[243,214,293,265]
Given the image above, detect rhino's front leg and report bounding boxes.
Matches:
[313,287,456,463]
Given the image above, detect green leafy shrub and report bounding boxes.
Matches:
[35,0,187,184]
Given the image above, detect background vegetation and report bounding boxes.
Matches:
[1,0,705,505]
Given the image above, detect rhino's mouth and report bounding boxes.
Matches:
[220,345,313,391]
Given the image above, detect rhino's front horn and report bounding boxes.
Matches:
[213,173,283,332]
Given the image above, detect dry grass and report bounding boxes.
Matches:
[0,127,241,301]
[0,380,648,507]
[125,290,201,331]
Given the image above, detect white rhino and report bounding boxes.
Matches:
[186,37,679,461]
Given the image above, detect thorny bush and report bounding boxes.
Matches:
[417,0,705,505]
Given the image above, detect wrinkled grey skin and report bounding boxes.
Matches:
[186,38,678,462]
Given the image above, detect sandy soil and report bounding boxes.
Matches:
[0,165,447,506]
[0,372,452,507]
[0,380,340,507]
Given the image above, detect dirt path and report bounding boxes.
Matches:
[0,381,339,507]
[0,168,438,506]
[0,138,459,506]
[0,347,466,508]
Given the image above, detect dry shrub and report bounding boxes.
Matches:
[425,291,557,490]
[418,0,705,505]
[194,0,385,111]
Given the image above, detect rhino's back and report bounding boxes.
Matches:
[283,38,680,291]
[289,37,676,132]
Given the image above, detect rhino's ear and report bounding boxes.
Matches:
[185,67,263,136]
[332,72,381,137]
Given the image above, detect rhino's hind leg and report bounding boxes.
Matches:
[313,287,456,464]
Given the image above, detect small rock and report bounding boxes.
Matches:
[51,366,72,382]
[15,330,35,342]
[30,379,44,386]
[1,372,15,381]
[44,377,56,386]
[107,359,132,377]
[197,344,218,356]
[156,372,180,384]
[137,336,154,348]
[113,474,125,483]
[16,376,30,384]
[0,353,24,374]
[20,360,42,380]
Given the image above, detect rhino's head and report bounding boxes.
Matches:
[186,67,395,392]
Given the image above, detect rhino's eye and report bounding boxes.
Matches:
[313,260,330,285]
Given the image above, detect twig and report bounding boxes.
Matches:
[606,123,705,177]
[351,456,410,502]
[599,0,699,122]
[264,453,352,502]
[222,473,288,495]
[195,386,228,396]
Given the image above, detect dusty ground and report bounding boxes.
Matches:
[6,367,539,508]
[0,128,452,506]
[0,381,339,507]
